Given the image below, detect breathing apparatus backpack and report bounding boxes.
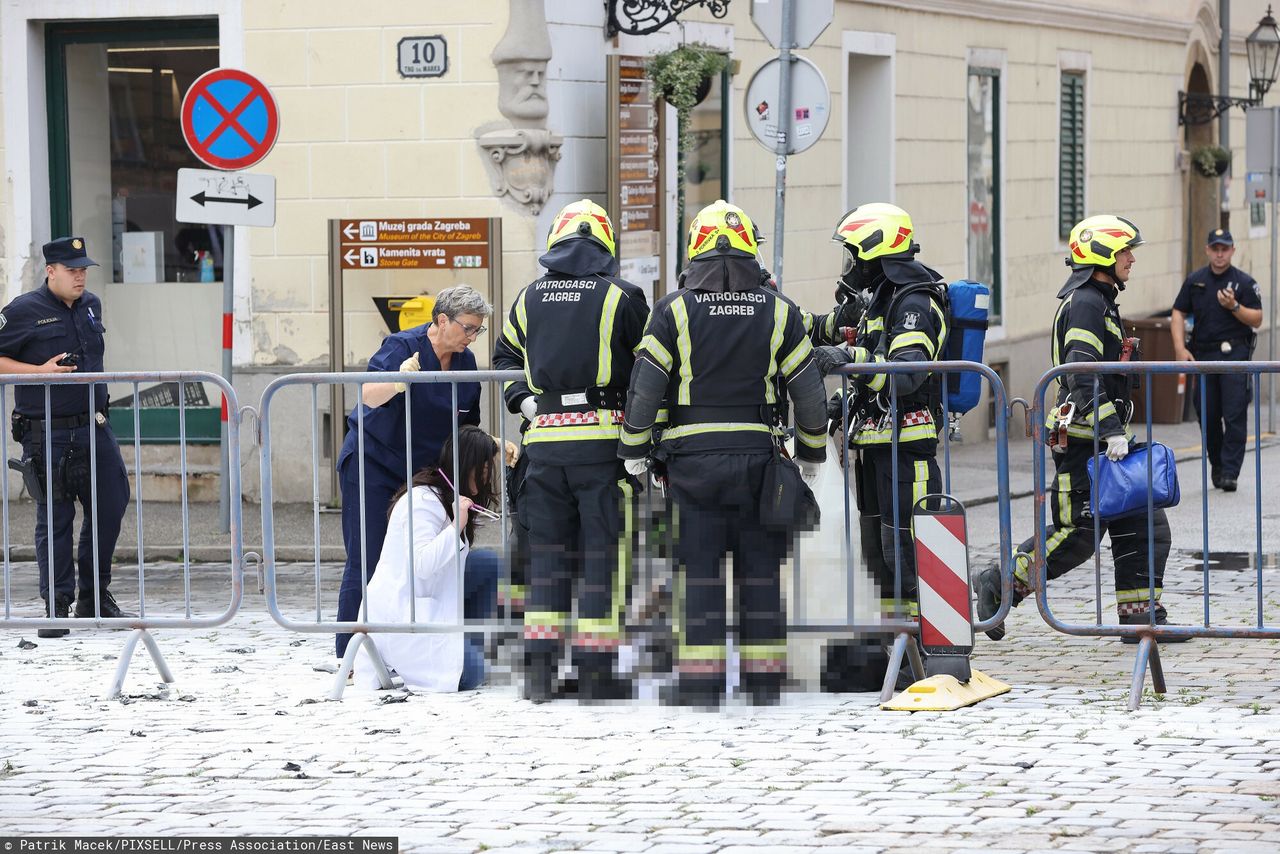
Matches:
[881,279,990,415]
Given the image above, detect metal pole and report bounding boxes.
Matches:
[218,224,234,534]
[329,221,345,505]
[1221,0,1231,228]
[772,0,795,290]
[1270,108,1277,433]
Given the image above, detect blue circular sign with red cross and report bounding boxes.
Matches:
[181,68,280,170]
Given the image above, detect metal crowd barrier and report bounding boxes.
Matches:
[828,360,1014,700]
[0,372,244,697]
[257,365,1013,701]
[1030,360,1279,710]
[258,370,520,699]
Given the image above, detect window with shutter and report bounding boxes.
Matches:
[1059,72,1086,240]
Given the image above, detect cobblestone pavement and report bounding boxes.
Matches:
[2,547,1279,854]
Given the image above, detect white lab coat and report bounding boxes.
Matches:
[354,485,469,692]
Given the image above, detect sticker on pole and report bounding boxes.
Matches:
[181,68,280,171]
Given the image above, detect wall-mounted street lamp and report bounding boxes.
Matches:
[1180,5,1280,125]
[605,0,732,37]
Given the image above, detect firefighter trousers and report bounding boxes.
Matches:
[665,452,789,687]
[1012,441,1170,615]
[522,460,632,662]
[854,443,941,617]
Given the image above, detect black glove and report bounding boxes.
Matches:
[813,345,854,376]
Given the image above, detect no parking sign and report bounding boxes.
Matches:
[180,68,280,171]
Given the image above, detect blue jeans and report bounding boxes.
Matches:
[459,548,499,690]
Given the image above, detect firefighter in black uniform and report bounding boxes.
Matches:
[811,203,948,622]
[976,214,1187,642]
[619,200,828,707]
[493,199,649,703]
[0,237,132,637]
[1171,229,1262,493]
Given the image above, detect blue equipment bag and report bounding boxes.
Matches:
[942,280,990,414]
[1086,442,1180,522]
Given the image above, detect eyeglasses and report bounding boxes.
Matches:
[450,318,487,337]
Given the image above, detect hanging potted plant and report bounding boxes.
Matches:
[1191,144,1232,178]
[646,44,731,235]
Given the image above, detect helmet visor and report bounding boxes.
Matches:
[840,247,855,278]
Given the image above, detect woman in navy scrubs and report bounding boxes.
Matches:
[335,285,491,659]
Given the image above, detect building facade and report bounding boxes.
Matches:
[0,0,1270,498]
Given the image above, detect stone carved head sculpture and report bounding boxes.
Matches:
[492,0,553,128]
[477,0,562,215]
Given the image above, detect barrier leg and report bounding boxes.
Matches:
[1127,635,1166,711]
[906,635,925,682]
[106,629,174,700]
[878,632,911,703]
[329,632,394,699]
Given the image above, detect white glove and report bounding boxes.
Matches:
[519,396,538,421]
[623,458,649,478]
[392,352,420,394]
[1105,434,1130,462]
[798,459,821,485]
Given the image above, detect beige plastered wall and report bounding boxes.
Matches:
[670,0,1275,427]
[242,0,544,372]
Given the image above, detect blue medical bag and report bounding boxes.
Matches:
[1087,442,1180,522]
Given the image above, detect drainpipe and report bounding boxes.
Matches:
[1221,0,1231,229]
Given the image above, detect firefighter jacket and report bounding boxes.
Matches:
[1047,274,1131,442]
[618,254,828,463]
[493,240,649,465]
[847,275,949,448]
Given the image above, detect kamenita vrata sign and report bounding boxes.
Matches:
[338,218,489,269]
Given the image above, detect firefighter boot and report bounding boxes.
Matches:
[662,675,725,709]
[976,566,1005,641]
[742,672,784,707]
[522,648,559,703]
[1120,607,1193,644]
[575,650,633,703]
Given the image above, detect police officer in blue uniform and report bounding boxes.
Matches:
[0,237,131,637]
[1171,229,1263,492]
[334,285,491,660]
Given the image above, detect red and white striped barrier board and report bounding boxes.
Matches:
[914,502,974,656]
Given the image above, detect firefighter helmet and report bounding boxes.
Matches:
[546,199,616,257]
[1067,214,1144,269]
[832,203,915,263]
[686,200,760,260]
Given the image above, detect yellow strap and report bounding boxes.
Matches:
[1065,327,1104,355]
[661,422,772,440]
[671,295,693,406]
[638,334,673,371]
[596,284,622,386]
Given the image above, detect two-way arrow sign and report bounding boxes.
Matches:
[190,190,264,209]
[175,168,276,227]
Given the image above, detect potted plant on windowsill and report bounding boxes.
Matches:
[1191,144,1232,178]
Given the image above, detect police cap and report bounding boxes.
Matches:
[42,237,99,269]
[1207,229,1234,247]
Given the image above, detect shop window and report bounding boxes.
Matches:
[47,19,220,284]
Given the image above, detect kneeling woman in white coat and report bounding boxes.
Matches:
[355,426,499,691]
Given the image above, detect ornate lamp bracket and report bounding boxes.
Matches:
[605,0,732,37]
